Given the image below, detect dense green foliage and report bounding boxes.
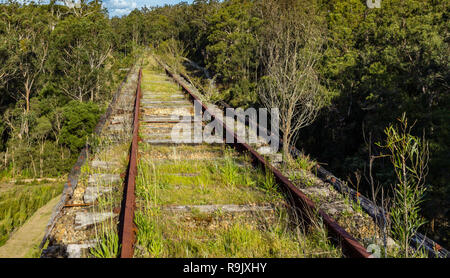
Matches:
[308,0,449,245]
[0,1,135,178]
[60,101,102,152]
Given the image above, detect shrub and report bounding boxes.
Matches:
[60,101,102,152]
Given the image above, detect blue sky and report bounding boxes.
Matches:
[104,0,193,17]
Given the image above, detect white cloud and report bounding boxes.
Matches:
[106,0,138,17]
[110,0,137,9]
[112,8,132,16]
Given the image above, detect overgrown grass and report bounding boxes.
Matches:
[134,206,340,258]
[293,153,317,172]
[135,144,340,258]
[141,68,180,95]
[136,147,281,206]
[88,180,121,258]
[139,143,226,161]
[90,221,120,258]
[133,56,340,258]
[86,141,126,258]
[0,182,63,247]
[24,243,45,258]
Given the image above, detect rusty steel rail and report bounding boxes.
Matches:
[156,58,371,258]
[118,68,142,258]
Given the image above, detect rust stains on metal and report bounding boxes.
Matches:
[119,68,142,258]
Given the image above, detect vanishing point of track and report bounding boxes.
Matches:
[117,60,371,258]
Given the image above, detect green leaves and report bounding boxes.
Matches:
[32,116,52,140]
[90,228,120,258]
[378,113,429,257]
[49,8,114,102]
[205,0,260,91]
[60,101,102,152]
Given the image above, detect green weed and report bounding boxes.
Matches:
[0,182,63,247]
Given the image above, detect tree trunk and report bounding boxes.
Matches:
[12,147,15,178]
[24,76,32,113]
[26,89,30,112]
[282,132,291,162]
[40,141,44,178]
[4,148,7,168]
[31,154,37,178]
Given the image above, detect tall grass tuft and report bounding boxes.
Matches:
[90,225,120,258]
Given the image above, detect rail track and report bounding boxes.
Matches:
[113,56,371,258]
[181,60,450,259]
[37,53,448,258]
[41,65,140,258]
[40,55,374,258]
[44,54,449,259]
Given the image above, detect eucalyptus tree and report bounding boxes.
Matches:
[204,0,262,106]
[49,3,113,102]
[0,2,51,141]
[257,0,328,160]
